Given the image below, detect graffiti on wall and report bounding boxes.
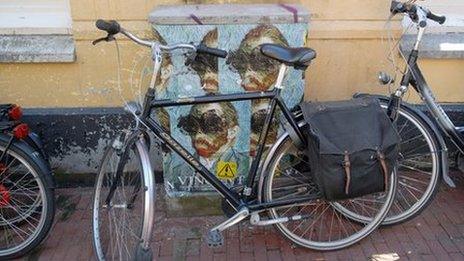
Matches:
[152,23,307,196]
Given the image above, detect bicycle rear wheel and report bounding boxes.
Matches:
[262,129,397,250]
[379,101,441,225]
[0,136,55,259]
[92,134,155,261]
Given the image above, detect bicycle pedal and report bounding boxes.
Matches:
[206,230,224,248]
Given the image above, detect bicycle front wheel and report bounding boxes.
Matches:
[263,128,397,250]
[92,135,155,261]
[379,101,441,225]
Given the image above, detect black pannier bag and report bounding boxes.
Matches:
[299,97,400,201]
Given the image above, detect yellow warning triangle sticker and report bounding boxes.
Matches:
[216,161,237,180]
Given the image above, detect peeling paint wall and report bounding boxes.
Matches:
[23,108,163,174]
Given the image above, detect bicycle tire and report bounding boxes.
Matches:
[0,135,55,259]
[379,101,441,225]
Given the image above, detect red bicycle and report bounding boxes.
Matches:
[0,104,55,259]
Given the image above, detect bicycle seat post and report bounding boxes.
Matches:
[274,64,287,89]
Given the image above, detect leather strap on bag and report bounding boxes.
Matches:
[377,151,388,191]
[343,151,351,194]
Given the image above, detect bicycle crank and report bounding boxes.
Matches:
[102,203,128,209]
[206,207,249,248]
[249,212,310,226]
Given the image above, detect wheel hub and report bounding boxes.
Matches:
[0,184,11,206]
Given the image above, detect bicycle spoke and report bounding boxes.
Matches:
[399,163,433,176]
[397,118,410,135]
[300,204,331,238]
[398,181,421,200]
[399,175,429,186]
[396,185,413,208]
[402,142,430,157]
[0,215,29,241]
[291,203,322,234]
[0,159,20,183]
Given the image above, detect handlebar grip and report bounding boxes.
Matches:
[95,19,121,35]
[427,12,446,25]
[196,44,228,58]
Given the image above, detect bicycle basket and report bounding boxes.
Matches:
[300,96,400,201]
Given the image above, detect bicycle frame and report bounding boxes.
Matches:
[137,52,310,212]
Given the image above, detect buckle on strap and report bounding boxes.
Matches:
[377,150,388,191]
[343,151,351,194]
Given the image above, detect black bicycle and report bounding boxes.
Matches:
[0,104,55,259]
[91,20,397,259]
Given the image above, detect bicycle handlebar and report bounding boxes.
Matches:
[94,19,228,58]
[390,1,446,27]
[196,43,228,58]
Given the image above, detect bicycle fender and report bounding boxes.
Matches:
[0,133,56,189]
[353,93,455,188]
[24,132,50,162]
[132,133,155,248]
[256,121,306,203]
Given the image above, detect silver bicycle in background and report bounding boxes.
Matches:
[356,0,457,225]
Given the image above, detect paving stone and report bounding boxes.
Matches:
[438,237,460,253]
[267,249,282,261]
[240,252,254,260]
[213,252,226,261]
[280,240,296,261]
[450,252,464,260]
[253,234,268,261]
[199,240,214,261]
[186,238,201,256]
[226,236,240,261]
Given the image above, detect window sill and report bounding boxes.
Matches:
[400,32,464,59]
[0,34,75,63]
[400,14,464,59]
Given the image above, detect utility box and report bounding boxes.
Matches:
[149,4,310,197]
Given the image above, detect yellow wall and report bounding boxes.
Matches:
[1,0,463,107]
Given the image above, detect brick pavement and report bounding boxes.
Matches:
[14,173,464,261]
